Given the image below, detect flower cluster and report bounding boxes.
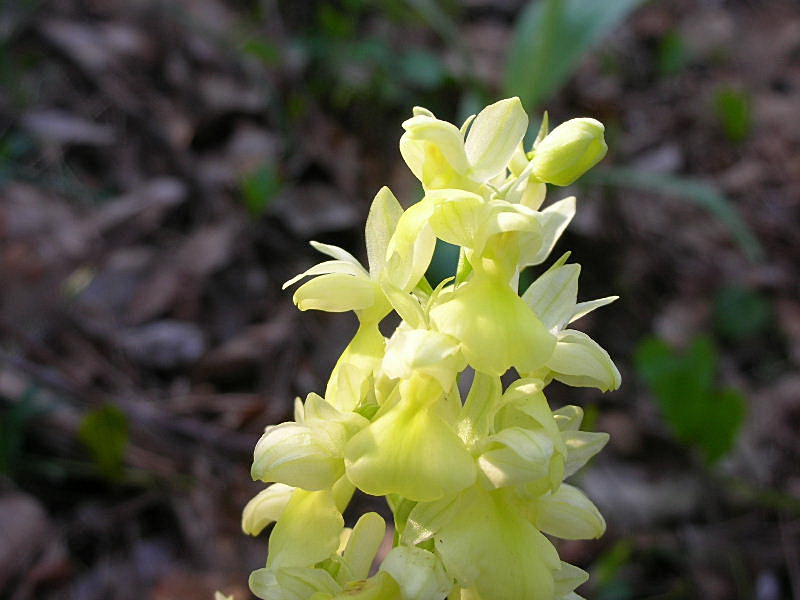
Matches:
[243,98,619,600]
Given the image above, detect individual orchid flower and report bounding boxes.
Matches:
[529,482,606,540]
[344,373,476,502]
[248,489,345,599]
[251,393,368,490]
[424,188,544,280]
[399,97,527,193]
[381,325,466,393]
[553,404,610,479]
[404,485,560,599]
[429,272,556,376]
[250,490,402,600]
[522,253,621,391]
[284,187,409,411]
[478,378,567,493]
[242,476,355,537]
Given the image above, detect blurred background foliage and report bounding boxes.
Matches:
[1,0,799,599]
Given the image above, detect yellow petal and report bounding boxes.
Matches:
[344,380,476,502]
[250,567,340,600]
[553,561,589,599]
[401,115,470,175]
[429,486,559,599]
[522,196,576,267]
[267,489,343,569]
[242,483,295,536]
[430,275,555,376]
[379,546,452,600]
[464,97,528,182]
[569,295,618,324]
[251,421,345,490]
[563,430,609,477]
[522,263,580,331]
[283,260,368,290]
[334,572,402,599]
[365,187,403,278]
[385,200,436,292]
[293,273,378,312]
[325,322,385,412]
[552,405,584,432]
[456,371,503,450]
[546,329,621,391]
[428,189,486,249]
[478,427,555,488]
[532,483,606,540]
[342,512,386,581]
[309,240,363,265]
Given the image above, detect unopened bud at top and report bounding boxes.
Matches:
[531,118,607,186]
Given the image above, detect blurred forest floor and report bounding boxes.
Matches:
[1,1,799,599]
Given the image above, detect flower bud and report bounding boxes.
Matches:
[531,118,607,186]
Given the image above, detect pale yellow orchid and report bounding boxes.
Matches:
[246,97,619,600]
[429,273,555,376]
[284,187,412,411]
[404,485,560,599]
[345,374,476,502]
[249,489,402,600]
[251,393,368,491]
[522,253,621,391]
[400,98,527,193]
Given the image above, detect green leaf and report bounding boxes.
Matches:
[78,404,129,480]
[656,29,687,77]
[634,336,745,462]
[505,0,647,112]
[0,387,39,477]
[240,164,281,217]
[591,540,634,600]
[714,86,751,143]
[701,388,746,462]
[241,39,280,65]
[399,49,447,89]
[585,166,764,262]
[635,336,715,403]
[713,285,772,341]
[403,0,466,61]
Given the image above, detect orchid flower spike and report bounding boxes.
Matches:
[245,98,618,600]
